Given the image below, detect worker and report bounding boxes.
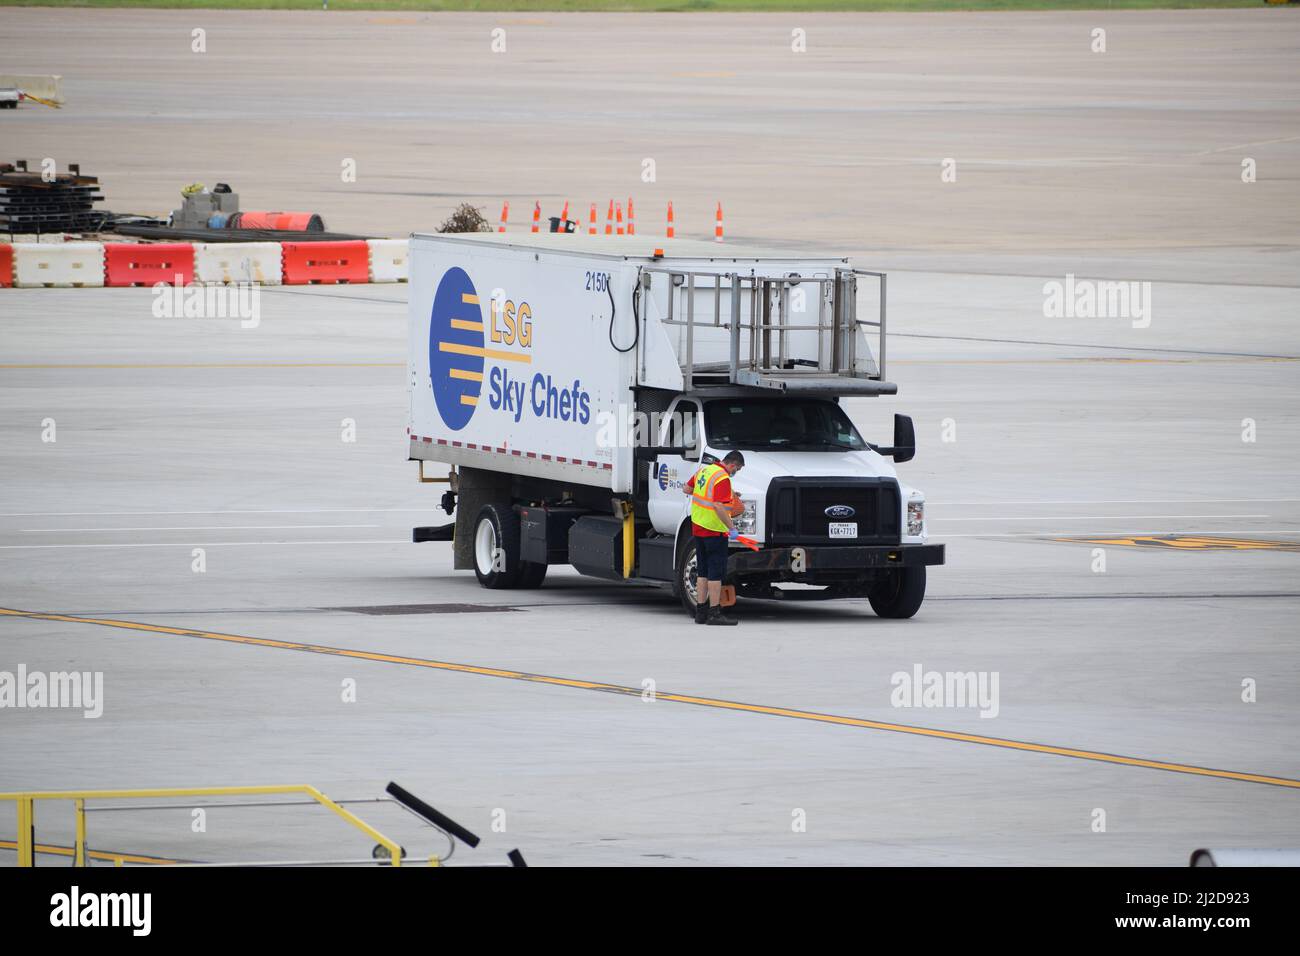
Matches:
[685,451,746,626]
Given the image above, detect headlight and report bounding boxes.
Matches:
[907,500,924,536]
[735,499,756,534]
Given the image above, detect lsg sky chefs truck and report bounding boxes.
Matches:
[407,233,944,618]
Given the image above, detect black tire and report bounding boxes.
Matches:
[472,503,523,589]
[868,566,926,619]
[517,560,548,589]
[673,532,703,615]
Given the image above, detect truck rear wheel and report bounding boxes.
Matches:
[473,504,522,589]
[472,503,548,589]
[868,566,926,619]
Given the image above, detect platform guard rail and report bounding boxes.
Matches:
[0,783,497,867]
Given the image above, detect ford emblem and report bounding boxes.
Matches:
[824,505,855,518]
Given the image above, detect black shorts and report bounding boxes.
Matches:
[694,533,729,580]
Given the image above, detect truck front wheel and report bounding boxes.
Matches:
[673,534,703,615]
[868,566,926,619]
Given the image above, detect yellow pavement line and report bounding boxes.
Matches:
[3,606,1298,791]
[0,363,404,370]
[0,838,178,865]
[1057,534,1300,551]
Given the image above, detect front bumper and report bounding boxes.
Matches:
[728,542,945,578]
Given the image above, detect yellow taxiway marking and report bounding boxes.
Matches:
[2,606,1298,791]
[0,838,178,865]
[1057,535,1300,552]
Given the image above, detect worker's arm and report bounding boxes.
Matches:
[712,501,736,533]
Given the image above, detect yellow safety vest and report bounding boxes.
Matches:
[689,463,729,533]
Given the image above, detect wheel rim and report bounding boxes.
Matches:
[682,547,700,606]
[474,518,498,575]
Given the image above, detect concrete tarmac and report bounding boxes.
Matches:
[1,272,1296,865]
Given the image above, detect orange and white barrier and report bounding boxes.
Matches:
[498,201,509,233]
[13,241,104,287]
[615,202,624,236]
[666,201,675,239]
[281,240,370,285]
[195,241,283,285]
[588,203,597,235]
[531,201,541,234]
[604,200,614,236]
[367,238,409,283]
[715,202,724,243]
[103,242,194,287]
[627,198,635,236]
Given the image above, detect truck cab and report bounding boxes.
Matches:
[647,391,934,618]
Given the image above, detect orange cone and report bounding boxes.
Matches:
[666,201,675,239]
[605,200,614,235]
[714,202,724,243]
[498,201,509,233]
[560,200,569,223]
[627,198,636,236]
[615,202,624,235]
[531,201,541,234]
[588,203,597,235]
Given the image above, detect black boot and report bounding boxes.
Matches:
[706,605,738,626]
[693,602,708,625]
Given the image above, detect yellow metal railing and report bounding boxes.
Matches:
[0,785,407,867]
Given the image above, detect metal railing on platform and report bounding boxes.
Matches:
[0,781,518,867]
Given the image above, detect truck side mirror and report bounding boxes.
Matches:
[891,414,916,463]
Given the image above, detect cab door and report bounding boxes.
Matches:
[647,398,703,534]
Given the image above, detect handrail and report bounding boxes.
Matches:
[0,785,407,867]
[638,265,888,386]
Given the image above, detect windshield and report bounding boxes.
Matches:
[703,398,868,451]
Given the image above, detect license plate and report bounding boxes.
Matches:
[828,522,857,539]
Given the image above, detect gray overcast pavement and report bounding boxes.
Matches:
[2,276,1296,866]
[1,8,1298,866]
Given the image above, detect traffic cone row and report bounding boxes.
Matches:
[495,200,723,241]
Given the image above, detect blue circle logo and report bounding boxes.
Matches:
[428,267,484,431]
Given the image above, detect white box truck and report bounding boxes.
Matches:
[407,232,944,618]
